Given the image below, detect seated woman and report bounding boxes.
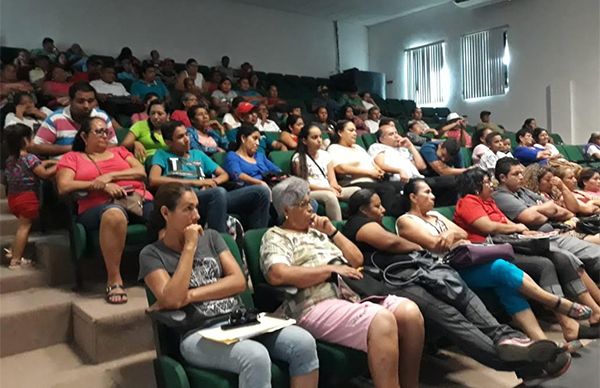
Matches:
[454,169,600,340]
[396,179,593,341]
[327,120,405,217]
[131,92,159,124]
[556,166,600,212]
[533,128,581,173]
[577,168,600,201]
[477,131,505,172]
[224,125,283,187]
[42,66,72,107]
[149,121,270,233]
[292,125,359,221]
[186,104,228,155]
[265,84,287,113]
[341,105,369,136]
[170,92,199,128]
[3,91,52,130]
[584,133,600,161]
[279,115,304,150]
[56,117,153,304]
[514,128,552,166]
[523,164,600,244]
[261,177,425,388]
[471,128,493,165]
[122,100,169,163]
[211,78,237,115]
[141,183,319,388]
[342,189,572,382]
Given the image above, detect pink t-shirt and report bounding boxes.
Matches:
[446,128,472,147]
[131,112,148,124]
[57,147,152,214]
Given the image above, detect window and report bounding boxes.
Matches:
[461,26,509,100]
[405,41,446,105]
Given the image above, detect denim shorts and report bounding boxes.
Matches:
[77,201,153,230]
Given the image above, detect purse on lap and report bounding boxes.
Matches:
[442,243,515,269]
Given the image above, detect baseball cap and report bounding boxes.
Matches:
[446,112,462,121]
[317,85,329,93]
[235,102,255,115]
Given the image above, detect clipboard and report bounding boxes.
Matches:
[197,313,296,345]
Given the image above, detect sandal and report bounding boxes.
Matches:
[105,284,128,305]
[8,257,32,270]
[4,248,13,259]
[554,297,592,320]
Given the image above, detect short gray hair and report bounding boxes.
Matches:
[271,177,310,219]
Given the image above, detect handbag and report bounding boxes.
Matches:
[85,153,145,217]
[262,172,287,186]
[487,234,550,255]
[576,214,600,235]
[442,243,514,269]
[327,258,388,298]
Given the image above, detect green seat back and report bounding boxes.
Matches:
[361,134,377,149]
[355,135,366,150]
[460,147,473,167]
[268,151,294,175]
[264,132,280,145]
[381,216,396,233]
[211,152,226,167]
[116,127,129,144]
[550,133,564,145]
[435,206,456,220]
[555,144,569,159]
[563,145,586,163]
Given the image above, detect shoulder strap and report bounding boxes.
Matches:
[306,152,328,179]
[85,153,103,175]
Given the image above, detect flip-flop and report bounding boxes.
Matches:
[8,257,32,270]
[105,284,128,305]
[554,297,592,320]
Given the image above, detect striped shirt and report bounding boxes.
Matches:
[33,106,116,147]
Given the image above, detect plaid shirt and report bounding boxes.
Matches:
[260,226,359,319]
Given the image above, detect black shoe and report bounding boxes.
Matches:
[521,351,571,387]
[496,338,558,363]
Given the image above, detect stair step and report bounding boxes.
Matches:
[35,237,75,287]
[0,198,8,214]
[0,343,156,388]
[0,213,19,237]
[72,286,154,364]
[0,287,73,357]
[0,266,47,294]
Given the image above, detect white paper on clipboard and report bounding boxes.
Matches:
[198,313,296,345]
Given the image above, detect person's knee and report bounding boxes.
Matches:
[489,259,518,281]
[394,299,424,328]
[233,340,272,372]
[284,326,317,358]
[101,208,127,227]
[368,310,398,346]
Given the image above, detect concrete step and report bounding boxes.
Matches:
[0,213,19,237]
[72,286,154,364]
[0,287,73,357]
[0,265,47,294]
[0,343,156,388]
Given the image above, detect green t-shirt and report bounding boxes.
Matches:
[129,120,167,158]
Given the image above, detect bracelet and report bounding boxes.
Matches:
[327,229,339,240]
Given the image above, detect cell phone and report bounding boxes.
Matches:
[122,185,135,194]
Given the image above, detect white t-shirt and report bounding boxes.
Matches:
[365,119,379,134]
[182,70,205,89]
[328,144,375,184]
[472,144,489,164]
[367,143,423,180]
[4,107,53,130]
[586,143,600,159]
[292,149,331,187]
[478,149,499,171]
[534,143,560,157]
[90,79,130,96]
[222,113,240,129]
[256,118,280,132]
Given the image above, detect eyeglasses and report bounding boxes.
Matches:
[91,128,109,137]
[293,198,312,209]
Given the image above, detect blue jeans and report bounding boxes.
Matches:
[459,259,529,315]
[180,325,319,388]
[77,200,153,230]
[194,185,271,233]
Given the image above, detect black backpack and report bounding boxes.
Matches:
[576,214,600,235]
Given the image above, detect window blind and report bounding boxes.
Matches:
[405,41,445,105]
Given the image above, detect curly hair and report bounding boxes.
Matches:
[522,163,559,199]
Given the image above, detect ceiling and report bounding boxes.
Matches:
[228,0,451,26]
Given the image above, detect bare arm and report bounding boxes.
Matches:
[31,160,57,180]
[514,206,549,227]
[356,223,422,254]
[279,131,298,149]
[373,153,404,176]
[56,168,96,195]
[334,162,381,179]
[470,215,528,235]
[148,165,216,189]
[121,131,137,150]
[428,160,466,176]
[406,142,427,171]
[28,143,71,156]
[266,263,338,288]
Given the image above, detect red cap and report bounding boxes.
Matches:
[235,102,255,115]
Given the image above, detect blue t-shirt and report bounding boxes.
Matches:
[420,141,463,176]
[224,151,281,183]
[130,79,169,100]
[152,149,218,179]
[514,146,547,166]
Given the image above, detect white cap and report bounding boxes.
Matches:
[446,112,462,121]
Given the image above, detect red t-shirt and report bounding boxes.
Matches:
[454,194,509,243]
[170,110,192,128]
[57,147,152,214]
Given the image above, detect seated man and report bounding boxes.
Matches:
[30,37,59,62]
[493,157,600,278]
[364,106,381,134]
[235,77,264,106]
[31,82,116,157]
[408,107,438,137]
[405,120,429,147]
[148,120,270,233]
[477,110,503,132]
[0,63,34,107]
[338,87,364,114]
[584,133,600,161]
[419,138,466,177]
[513,128,551,166]
[439,113,472,147]
[131,63,170,102]
[311,85,340,120]
[90,65,142,117]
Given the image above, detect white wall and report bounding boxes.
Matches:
[368,0,600,144]
[337,21,369,72]
[0,0,340,77]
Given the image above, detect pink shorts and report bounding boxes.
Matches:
[298,295,407,352]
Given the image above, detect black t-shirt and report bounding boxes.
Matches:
[342,215,379,257]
